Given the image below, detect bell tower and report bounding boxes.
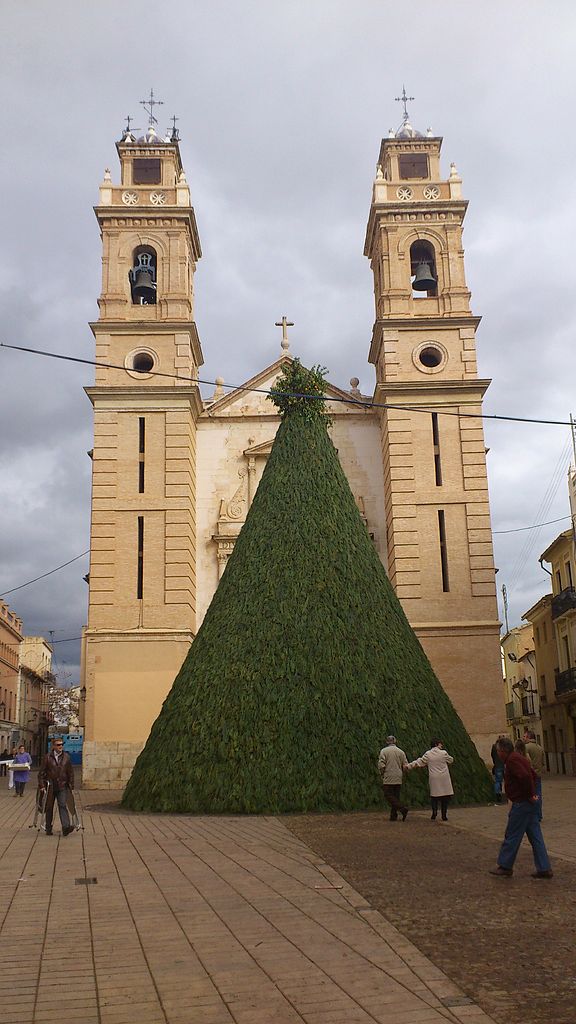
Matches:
[81,104,204,787]
[364,98,503,756]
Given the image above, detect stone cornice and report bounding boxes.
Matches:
[369,315,481,365]
[83,629,194,642]
[94,205,202,261]
[364,200,469,256]
[374,378,492,399]
[373,315,481,330]
[413,621,501,635]
[85,386,204,419]
[90,319,204,371]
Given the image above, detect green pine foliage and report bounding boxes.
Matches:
[122,361,492,813]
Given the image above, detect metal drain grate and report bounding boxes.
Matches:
[75,877,98,885]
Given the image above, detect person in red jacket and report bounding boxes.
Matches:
[489,736,552,878]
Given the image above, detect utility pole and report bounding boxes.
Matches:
[502,583,510,635]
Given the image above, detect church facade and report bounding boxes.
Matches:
[81,112,504,788]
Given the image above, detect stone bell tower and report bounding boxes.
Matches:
[81,102,204,787]
[364,95,503,756]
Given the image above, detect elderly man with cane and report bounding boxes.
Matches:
[39,737,75,836]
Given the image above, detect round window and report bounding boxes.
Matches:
[418,346,443,368]
[411,341,448,374]
[132,352,155,373]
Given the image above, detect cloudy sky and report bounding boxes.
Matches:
[1,0,575,684]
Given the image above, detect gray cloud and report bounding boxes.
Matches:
[1,0,575,678]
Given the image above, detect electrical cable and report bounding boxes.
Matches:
[493,515,571,535]
[3,511,570,604]
[0,551,89,598]
[506,439,572,594]
[1,341,573,427]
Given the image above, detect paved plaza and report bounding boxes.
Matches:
[1,777,574,1024]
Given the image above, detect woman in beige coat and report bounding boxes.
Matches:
[405,738,454,821]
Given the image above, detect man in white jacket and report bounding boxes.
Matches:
[377,735,409,821]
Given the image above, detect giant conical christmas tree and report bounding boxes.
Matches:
[123,361,492,813]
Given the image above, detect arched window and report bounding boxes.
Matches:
[129,246,157,305]
[410,240,437,297]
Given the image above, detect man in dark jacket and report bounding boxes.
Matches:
[39,737,75,836]
[489,737,552,879]
[490,735,507,803]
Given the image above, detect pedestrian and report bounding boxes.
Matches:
[38,737,75,836]
[377,735,409,821]
[405,738,454,821]
[12,743,32,797]
[0,747,8,777]
[490,735,507,803]
[523,729,545,821]
[7,744,17,791]
[514,738,527,756]
[489,736,552,879]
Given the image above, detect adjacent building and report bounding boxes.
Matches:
[81,107,505,788]
[17,637,54,762]
[501,623,541,742]
[521,462,576,775]
[0,601,23,753]
[536,526,576,773]
[0,604,54,759]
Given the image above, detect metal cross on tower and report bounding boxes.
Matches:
[140,89,164,126]
[395,86,414,124]
[274,316,294,352]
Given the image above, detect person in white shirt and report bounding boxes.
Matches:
[405,737,454,821]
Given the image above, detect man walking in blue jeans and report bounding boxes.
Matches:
[489,736,552,879]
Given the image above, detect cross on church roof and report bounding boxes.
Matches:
[140,88,164,127]
[395,86,414,124]
[275,316,294,352]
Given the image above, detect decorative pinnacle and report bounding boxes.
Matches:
[395,85,414,125]
[140,88,164,127]
[170,115,180,142]
[275,316,294,352]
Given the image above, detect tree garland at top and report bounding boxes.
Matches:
[269,359,332,426]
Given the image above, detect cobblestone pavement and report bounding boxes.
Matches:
[287,775,576,1024]
[0,780,495,1024]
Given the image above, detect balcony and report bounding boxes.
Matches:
[555,667,576,697]
[552,587,576,620]
[521,694,536,716]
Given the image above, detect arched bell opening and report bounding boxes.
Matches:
[129,246,157,305]
[410,240,437,298]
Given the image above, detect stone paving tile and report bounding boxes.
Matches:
[0,785,498,1024]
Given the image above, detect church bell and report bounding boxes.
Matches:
[412,262,436,292]
[129,253,157,304]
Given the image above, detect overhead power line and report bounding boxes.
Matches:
[0,551,89,598]
[1,341,573,428]
[493,515,571,535]
[1,510,571,607]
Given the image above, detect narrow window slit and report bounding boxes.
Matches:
[432,412,442,486]
[138,417,145,493]
[137,516,144,600]
[438,510,450,592]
